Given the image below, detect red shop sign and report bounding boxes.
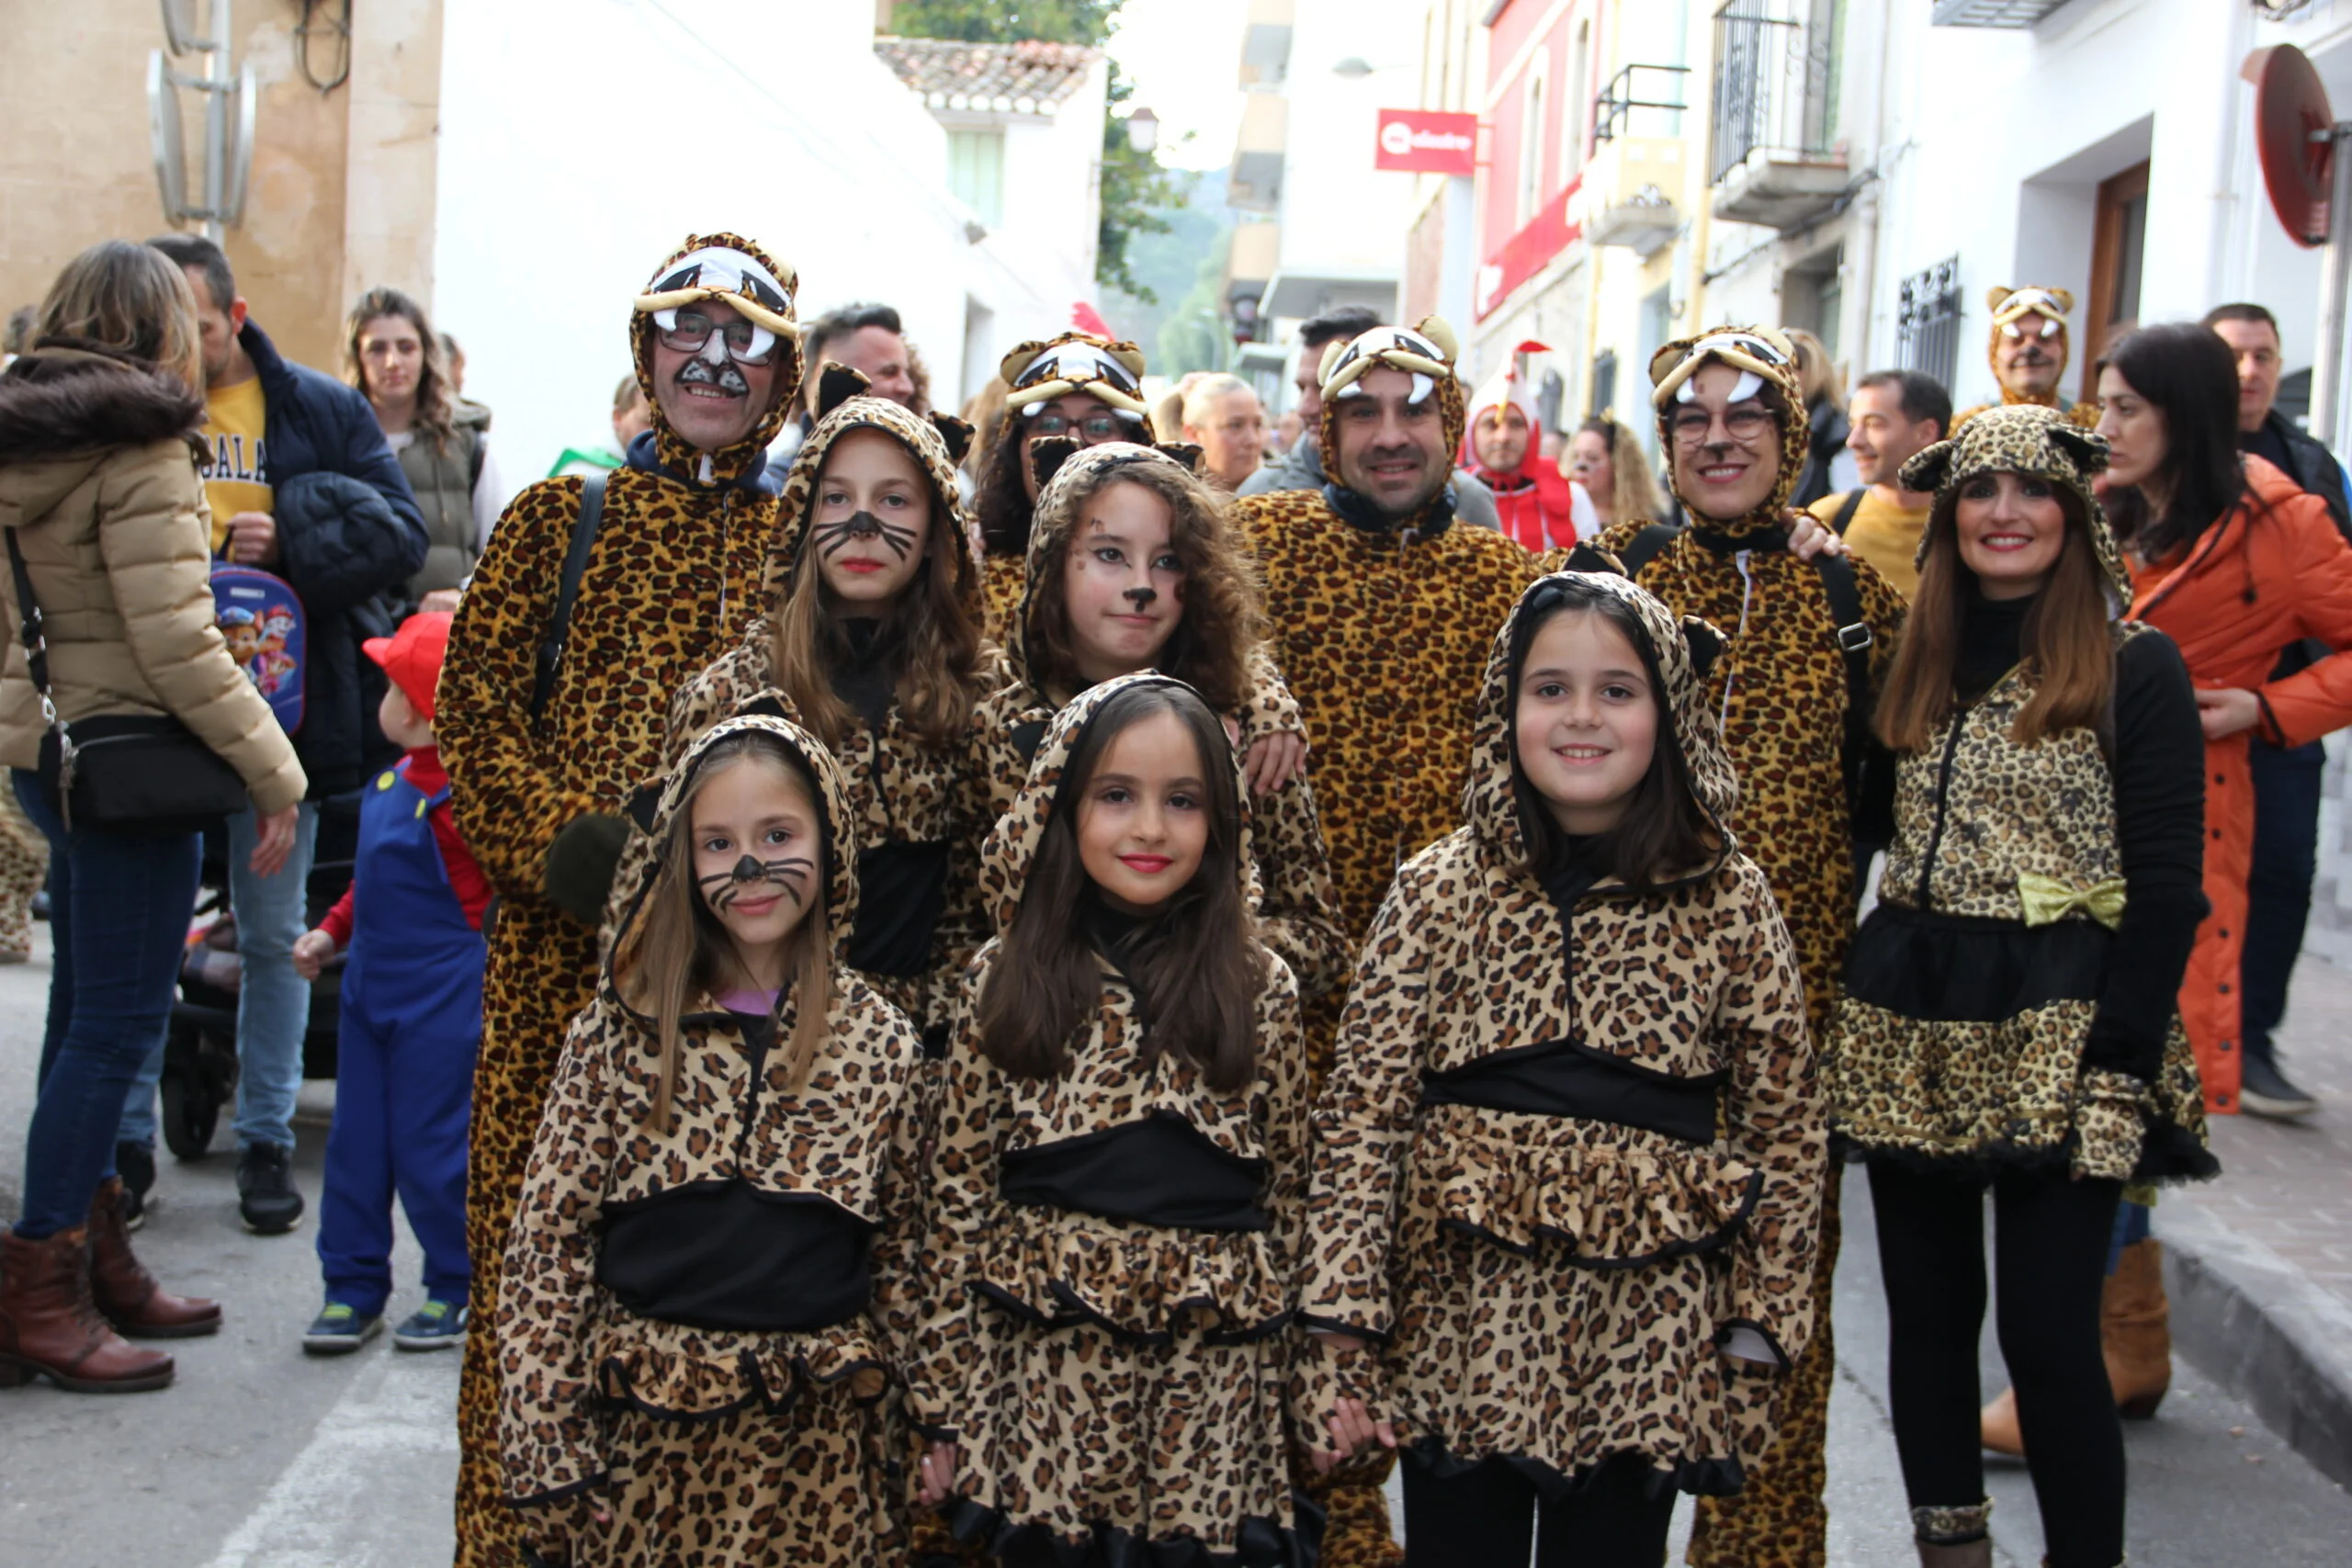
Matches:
[1375,109,1479,175]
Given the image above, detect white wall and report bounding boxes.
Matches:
[1273,0,1425,294]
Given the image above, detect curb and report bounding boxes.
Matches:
[2161,1194,2352,1490]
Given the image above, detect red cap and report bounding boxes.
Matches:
[362,611,453,724]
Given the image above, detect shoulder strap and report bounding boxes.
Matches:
[465,425,486,493]
[1615,521,1682,579]
[530,470,608,723]
[5,531,57,716]
[1830,488,1865,536]
[1810,551,1873,705]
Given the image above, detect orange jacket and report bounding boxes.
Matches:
[2127,455,2352,1111]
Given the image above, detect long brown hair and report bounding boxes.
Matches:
[770,434,989,752]
[977,683,1267,1095]
[612,734,834,1133]
[36,241,206,396]
[1875,485,2113,752]
[1576,414,1665,525]
[1025,466,1261,713]
[343,286,458,453]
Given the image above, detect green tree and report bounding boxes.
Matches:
[891,0,1182,302]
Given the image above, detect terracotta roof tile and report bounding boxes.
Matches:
[874,36,1100,117]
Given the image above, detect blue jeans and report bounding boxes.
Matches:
[11,771,201,1239]
[2242,737,2324,1068]
[119,802,317,1154]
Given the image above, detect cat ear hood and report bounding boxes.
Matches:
[1012,441,1209,685]
[628,232,803,484]
[977,671,1255,937]
[1316,316,1467,476]
[1901,402,2131,612]
[1985,285,2075,393]
[1001,332,1155,431]
[1464,570,1739,874]
[1646,324,1809,536]
[610,709,861,978]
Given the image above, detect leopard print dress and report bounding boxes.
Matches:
[440,232,794,1565]
[1297,571,1826,1507]
[499,715,927,1567]
[908,673,1312,1564]
[1597,328,1908,1568]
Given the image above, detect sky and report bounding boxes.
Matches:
[1104,0,1251,171]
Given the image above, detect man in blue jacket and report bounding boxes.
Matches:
[122,235,426,1235]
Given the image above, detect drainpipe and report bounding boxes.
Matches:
[1838,0,1895,367]
[1683,0,1718,330]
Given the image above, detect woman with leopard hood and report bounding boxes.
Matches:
[1822,405,2213,1568]
[1298,570,1825,1567]
[1595,325,1909,1568]
[438,232,805,1566]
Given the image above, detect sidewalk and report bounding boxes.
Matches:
[2161,952,2352,1489]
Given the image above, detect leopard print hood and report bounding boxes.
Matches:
[978,671,1255,937]
[1898,403,2131,612]
[629,231,802,488]
[1647,325,1809,542]
[1984,285,2073,407]
[1464,570,1740,875]
[763,365,980,624]
[1316,317,1469,537]
[610,710,861,978]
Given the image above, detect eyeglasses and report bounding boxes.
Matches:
[1668,404,1775,446]
[652,309,779,366]
[1031,412,1126,443]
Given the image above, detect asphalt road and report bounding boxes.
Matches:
[2,923,2345,1565]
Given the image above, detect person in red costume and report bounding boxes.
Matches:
[1459,341,1596,550]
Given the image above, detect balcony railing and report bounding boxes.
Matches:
[1710,5,1835,186]
[1593,62,1689,144]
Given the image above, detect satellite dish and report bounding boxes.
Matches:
[147,50,189,220]
[225,62,256,225]
[159,0,205,55]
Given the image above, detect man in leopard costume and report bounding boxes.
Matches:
[1951,286,2104,434]
[1596,326,1908,1568]
[437,232,803,1567]
[1228,317,1568,1568]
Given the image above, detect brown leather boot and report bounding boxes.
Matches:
[0,1227,175,1392]
[2105,1236,2171,1418]
[87,1177,220,1338]
[1978,1385,2024,1456]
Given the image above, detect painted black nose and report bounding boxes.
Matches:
[731,854,764,882]
[1124,586,1158,606]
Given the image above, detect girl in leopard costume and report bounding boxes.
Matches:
[910,674,1311,1564]
[1299,571,1826,1567]
[1823,406,2213,1568]
[972,437,1348,999]
[499,714,927,1566]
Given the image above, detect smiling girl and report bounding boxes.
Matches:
[1299,572,1825,1568]
[908,674,1311,1563]
[498,714,926,1567]
[975,439,1347,1001]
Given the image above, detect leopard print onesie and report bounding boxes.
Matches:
[0,781,46,958]
[1598,327,1908,1568]
[908,672,1312,1562]
[439,232,798,1568]
[1298,571,1826,1509]
[499,715,927,1567]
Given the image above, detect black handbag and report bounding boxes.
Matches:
[6,530,251,834]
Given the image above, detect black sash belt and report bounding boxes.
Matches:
[1421,1038,1723,1145]
[1001,1112,1271,1232]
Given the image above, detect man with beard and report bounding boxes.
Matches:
[435,233,802,1567]
[1952,285,2102,434]
[1229,318,1566,1568]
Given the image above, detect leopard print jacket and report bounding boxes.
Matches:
[905,673,1312,1438]
[1297,573,1825,1486]
[497,716,927,1506]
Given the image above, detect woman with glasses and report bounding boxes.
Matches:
[1594,325,1909,1568]
[970,332,1157,645]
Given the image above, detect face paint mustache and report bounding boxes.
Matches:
[697,852,814,912]
[814,510,917,560]
[676,356,750,397]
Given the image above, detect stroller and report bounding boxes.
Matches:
[157,790,363,1159]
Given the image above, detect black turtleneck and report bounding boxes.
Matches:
[830,616,896,733]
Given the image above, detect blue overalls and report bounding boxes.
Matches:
[316,761,485,1316]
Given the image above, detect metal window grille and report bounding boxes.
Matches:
[1589,351,1619,419]
[1897,257,1962,394]
[1711,4,1834,185]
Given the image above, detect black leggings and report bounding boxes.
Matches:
[1869,1161,2124,1568]
[1399,1451,1676,1568]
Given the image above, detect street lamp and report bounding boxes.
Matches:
[1125,107,1160,155]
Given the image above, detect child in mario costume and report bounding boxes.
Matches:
[291,611,491,1354]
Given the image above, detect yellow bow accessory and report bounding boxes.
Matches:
[2018,874,2126,930]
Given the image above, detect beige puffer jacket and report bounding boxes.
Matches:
[0,347,304,814]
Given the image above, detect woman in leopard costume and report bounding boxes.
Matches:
[1297,570,1826,1566]
[972,437,1348,999]
[439,232,802,1567]
[628,364,996,1055]
[909,673,1311,1564]
[1824,407,2213,1568]
[499,714,927,1566]
[1596,325,1909,1568]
